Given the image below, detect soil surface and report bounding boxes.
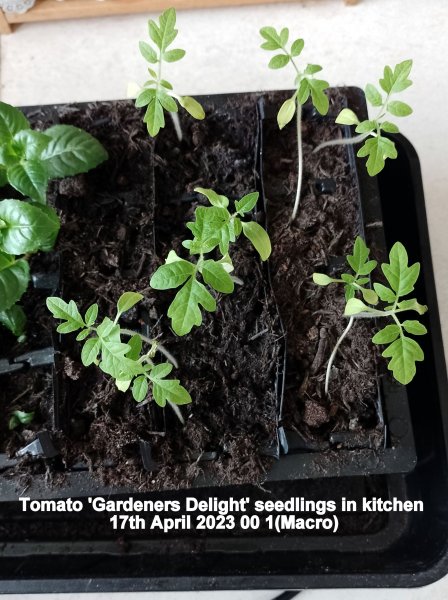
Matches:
[1,90,385,490]
[6,97,281,490]
[263,90,383,453]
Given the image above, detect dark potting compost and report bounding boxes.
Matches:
[0,91,447,593]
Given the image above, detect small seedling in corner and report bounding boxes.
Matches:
[46,292,191,420]
[9,410,34,431]
[259,27,329,220]
[133,7,205,139]
[150,188,271,336]
[0,102,108,340]
[313,237,427,390]
[315,60,413,176]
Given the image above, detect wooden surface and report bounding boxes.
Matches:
[1,0,358,33]
[3,0,299,25]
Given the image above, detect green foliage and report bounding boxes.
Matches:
[136,8,205,137]
[8,409,34,430]
[313,236,378,304]
[150,188,271,336]
[259,26,329,128]
[46,293,192,408]
[0,101,107,339]
[335,60,413,176]
[313,238,428,385]
[0,102,108,202]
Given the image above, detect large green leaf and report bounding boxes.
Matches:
[41,124,108,178]
[7,160,48,203]
[150,259,195,290]
[168,276,216,336]
[357,135,398,176]
[12,130,51,160]
[202,259,234,293]
[0,252,30,311]
[241,221,271,261]
[0,102,29,139]
[0,199,59,254]
[0,304,27,339]
[382,242,420,297]
[382,334,424,385]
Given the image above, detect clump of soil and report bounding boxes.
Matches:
[263,90,383,447]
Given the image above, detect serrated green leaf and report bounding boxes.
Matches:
[163,48,185,62]
[0,102,29,139]
[382,335,423,385]
[85,303,98,326]
[136,88,156,108]
[291,38,305,56]
[0,199,59,254]
[178,96,205,120]
[202,259,234,294]
[132,375,148,402]
[308,78,329,115]
[7,160,48,203]
[185,206,229,255]
[41,124,108,178]
[335,108,360,126]
[241,221,271,261]
[235,192,259,215]
[194,187,229,208]
[259,26,282,50]
[357,136,397,176]
[372,324,400,344]
[277,97,296,130]
[47,297,85,332]
[402,320,427,335]
[150,259,195,290]
[347,237,369,273]
[269,54,290,69]
[144,98,165,137]
[379,65,394,94]
[168,276,216,336]
[81,337,101,366]
[365,83,383,107]
[150,375,192,407]
[158,7,177,51]
[396,298,428,315]
[139,40,158,63]
[0,254,29,311]
[117,291,143,315]
[382,242,420,297]
[0,304,26,338]
[387,100,412,117]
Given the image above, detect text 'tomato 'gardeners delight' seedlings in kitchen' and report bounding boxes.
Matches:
[315,59,413,176]
[259,26,329,220]
[313,237,427,390]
